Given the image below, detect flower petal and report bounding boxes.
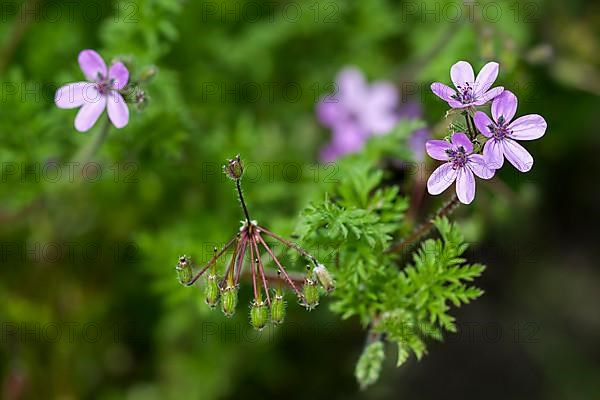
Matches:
[473,86,504,105]
[74,95,106,132]
[473,111,494,137]
[337,67,368,110]
[107,92,129,129]
[508,114,547,140]
[109,62,129,90]
[427,163,457,195]
[483,138,504,169]
[317,97,344,128]
[55,82,92,109]
[491,90,517,123]
[456,167,475,204]
[426,140,452,161]
[451,132,473,153]
[502,138,533,172]
[450,61,475,89]
[474,62,499,95]
[468,154,495,179]
[78,49,107,81]
[430,82,457,102]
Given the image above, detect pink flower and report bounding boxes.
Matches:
[426,133,495,204]
[317,67,399,162]
[55,49,130,132]
[431,61,504,109]
[474,90,547,172]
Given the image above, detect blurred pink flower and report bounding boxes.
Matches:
[55,49,130,132]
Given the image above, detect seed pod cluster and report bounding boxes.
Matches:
[221,285,238,317]
[205,274,220,308]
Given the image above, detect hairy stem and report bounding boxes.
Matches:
[257,233,304,299]
[236,179,252,224]
[186,235,239,286]
[256,226,318,266]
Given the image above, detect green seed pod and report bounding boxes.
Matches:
[302,279,320,310]
[205,274,220,308]
[270,294,286,325]
[250,301,269,331]
[221,285,238,317]
[176,255,192,286]
[313,264,335,293]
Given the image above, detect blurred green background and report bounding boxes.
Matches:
[1,0,599,399]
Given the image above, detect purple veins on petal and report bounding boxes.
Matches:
[450,132,473,153]
[456,167,476,204]
[431,60,503,108]
[502,138,534,172]
[427,163,457,195]
[491,90,517,122]
[509,114,547,140]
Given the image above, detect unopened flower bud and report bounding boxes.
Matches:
[205,274,219,308]
[250,301,269,331]
[302,279,319,310]
[139,65,158,82]
[176,255,192,286]
[224,155,244,180]
[313,264,335,293]
[221,285,238,317]
[270,294,286,325]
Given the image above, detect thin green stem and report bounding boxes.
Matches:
[72,117,111,164]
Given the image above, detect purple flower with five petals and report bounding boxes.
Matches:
[431,61,504,109]
[426,132,495,204]
[318,67,399,162]
[474,90,547,172]
[55,49,130,132]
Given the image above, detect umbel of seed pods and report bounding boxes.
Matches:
[175,155,335,330]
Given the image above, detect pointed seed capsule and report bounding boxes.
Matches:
[176,255,192,286]
[250,301,269,331]
[302,279,319,310]
[313,264,335,293]
[221,285,238,317]
[205,274,220,308]
[270,294,286,325]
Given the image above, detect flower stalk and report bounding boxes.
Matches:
[177,155,333,328]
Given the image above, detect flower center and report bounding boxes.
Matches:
[451,83,475,104]
[490,115,511,140]
[445,146,468,169]
[95,73,115,96]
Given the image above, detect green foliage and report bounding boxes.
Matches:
[297,129,485,388]
[355,340,385,390]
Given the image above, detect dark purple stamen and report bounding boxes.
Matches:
[451,83,476,104]
[490,115,511,140]
[445,146,468,169]
[95,73,115,96]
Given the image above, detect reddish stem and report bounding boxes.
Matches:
[251,235,271,306]
[257,233,304,299]
[186,234,239,286]
[256,226,318,266]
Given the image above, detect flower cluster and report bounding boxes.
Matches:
[176,156,334,330]
[427,61,547,204]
